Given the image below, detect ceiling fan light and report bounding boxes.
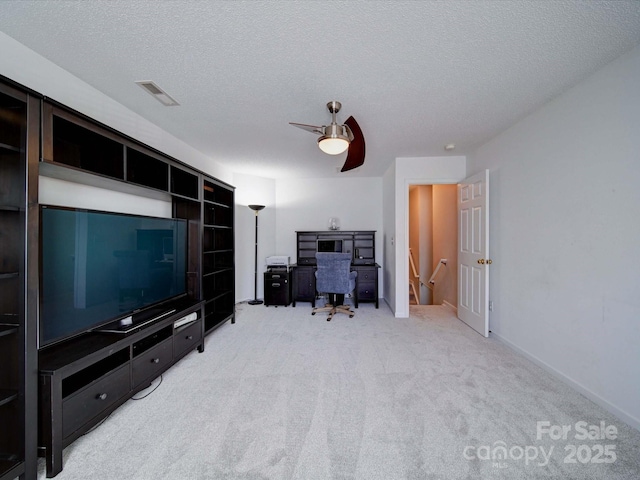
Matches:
[318,136,350,155]
[317,124,350,155]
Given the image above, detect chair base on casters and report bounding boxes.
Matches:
[311,294,355,321]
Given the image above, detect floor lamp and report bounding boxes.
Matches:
[248,204,265,305]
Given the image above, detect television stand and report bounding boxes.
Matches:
[95,308,177,334]
[38,299,204,478]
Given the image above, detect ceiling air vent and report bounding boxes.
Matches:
[135,81,180,106]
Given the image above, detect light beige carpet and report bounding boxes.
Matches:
[38,302,640,479]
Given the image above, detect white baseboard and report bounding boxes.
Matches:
[491,331,640,432]
[442,300,457,312]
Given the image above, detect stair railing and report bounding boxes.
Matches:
[427,258,448,289]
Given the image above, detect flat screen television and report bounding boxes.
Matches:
[317,239,343,253]
[39,205,188,347]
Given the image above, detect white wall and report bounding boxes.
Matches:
[235,175,384,304]
[39,177,172,218]
[467,45,640,429]
[382,166,397,312]
[233,173,276,302]
[275,177,384,298]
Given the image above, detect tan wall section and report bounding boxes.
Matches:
[432,185,458,307]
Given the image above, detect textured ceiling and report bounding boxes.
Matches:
[1,1,639,179]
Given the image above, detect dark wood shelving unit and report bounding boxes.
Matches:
[0,79,38,480]
[37,99,236,476]
[49,114,124,179]
[126,147,169,192]
[0,76,236,479]
[201,180,235,333]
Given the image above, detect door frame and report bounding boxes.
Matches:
[400,178,460,317]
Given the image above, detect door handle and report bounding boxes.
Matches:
[477,259,485,264]
[477,259,492,265]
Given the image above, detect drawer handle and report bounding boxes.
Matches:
[272,274,281,279]
[96,393,108,401]
[151,358,160,364]
[272,283,281,287]
[186,335,193,340]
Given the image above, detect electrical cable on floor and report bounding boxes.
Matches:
[80,375,162,438]
[82,414,110,436]
[131,375,163,400]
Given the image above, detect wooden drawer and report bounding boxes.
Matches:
[354,266,377,302]
[62,364,130,438]
[357,282,376,301]
[265,274,291,306]
[132,338,173,387]
[173,320,202,360]
[265,271,287,281]
[356,269,376,282]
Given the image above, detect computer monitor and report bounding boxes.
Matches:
[317,239,343,253]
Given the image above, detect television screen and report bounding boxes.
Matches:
[317,239,343,253]
[40,206,188,347]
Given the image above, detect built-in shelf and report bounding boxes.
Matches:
[0,142,20,153]
[0,80,35,480]
[3,80,238,479]
[0,325,19,338]
[0,389,18,408]
[0,457,22,480]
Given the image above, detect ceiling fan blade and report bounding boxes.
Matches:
[341,116,365,172]
[289,122,323,135]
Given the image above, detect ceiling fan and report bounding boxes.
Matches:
[290,101,366,172]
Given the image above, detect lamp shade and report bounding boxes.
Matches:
[248,204,265,212]
[318,137,349,155]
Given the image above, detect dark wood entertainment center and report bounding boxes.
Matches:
[38,298,204,478]
[0,76,236,479]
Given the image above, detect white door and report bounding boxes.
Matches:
[457,170,490,337]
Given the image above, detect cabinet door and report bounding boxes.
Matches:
[293,267,315,301]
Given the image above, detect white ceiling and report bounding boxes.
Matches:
[1,1,639,179]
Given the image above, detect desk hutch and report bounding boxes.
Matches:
[292,231,379,308]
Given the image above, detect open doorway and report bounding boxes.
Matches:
[408,184,457,307]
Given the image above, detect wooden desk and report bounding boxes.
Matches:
[292,230,379,308]
[290,263,379,308]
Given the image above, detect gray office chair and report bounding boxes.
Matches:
[312,252,357,321]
